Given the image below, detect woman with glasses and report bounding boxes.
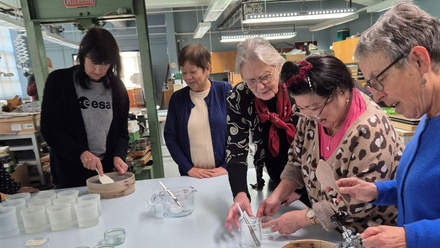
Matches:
[336,2,440,247]
[257,54,403,235]
[164,44,232,178]
[225,37,308,231]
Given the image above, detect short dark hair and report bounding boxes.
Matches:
[75,27,121,88]
[178,44,211,71]
[282,55,354,97]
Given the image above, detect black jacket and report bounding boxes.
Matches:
[41,66,129,188]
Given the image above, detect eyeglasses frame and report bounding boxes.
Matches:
[293,95,332,121]
[243,67,276,89]
[365,54,406,92]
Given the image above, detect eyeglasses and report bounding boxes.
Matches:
[293,96,331,121]
[365,54,405,92]
[243,69,275,89]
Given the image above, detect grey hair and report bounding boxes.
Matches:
[235,37,285,73]
[354,0,440,70]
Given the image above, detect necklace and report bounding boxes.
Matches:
[325,93,352,151]
[326,132,335,151]
[327,136,331,151]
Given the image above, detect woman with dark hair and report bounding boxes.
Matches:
[41,27,129,188]
[257,55,403,234]
[164,44,232,178]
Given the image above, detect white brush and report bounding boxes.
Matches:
[235,203,261,247]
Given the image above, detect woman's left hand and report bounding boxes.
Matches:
[267,209,309,235]
[210,167,227,177]
[360,226,406,248]
[113,156,128,174]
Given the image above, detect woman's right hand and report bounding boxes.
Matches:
[225,192,252,231]
[256,193,283,217]
[336,177,379,202]
[80,151,103,175]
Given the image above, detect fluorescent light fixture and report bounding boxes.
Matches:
[309,14,359,32]
[43,32,80,49]
[0,13,79,49]
[243,8,355,24]
[220,32,297,43]
[193,22,211,39]
[367,0,399,13]
[111,21,127,28]
[0,14,25,31]
[203,0,233,22]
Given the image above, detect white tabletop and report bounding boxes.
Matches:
[2,171,343,247]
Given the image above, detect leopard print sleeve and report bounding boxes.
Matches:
[313,100,403,233]
[280,117,310,187]
[282,93,402,233]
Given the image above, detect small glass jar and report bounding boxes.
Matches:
[104,227,126,246]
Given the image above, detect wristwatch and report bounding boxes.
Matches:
[306,209,317,225]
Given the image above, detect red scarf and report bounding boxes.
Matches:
[254,83,296,157]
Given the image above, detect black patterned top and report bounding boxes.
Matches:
[0,166,21,202]
[226,82,297,199]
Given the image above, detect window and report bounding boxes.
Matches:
[73,51,142,89]
[121,51,141,89]
[0,26,20,99]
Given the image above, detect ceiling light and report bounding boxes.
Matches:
[43,32,80,49]
[243,8,356,24]
[193,22,211,39]
[220,32,297,43]
[203,0,233,22]
[366,0,399,13]
[0,13,79,48]
[309,14,359,32]
[0,14,25,31]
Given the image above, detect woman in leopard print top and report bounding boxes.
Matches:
[257,55,404,234]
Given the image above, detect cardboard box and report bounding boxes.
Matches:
[11,162,30,186]
[0,114,40,133]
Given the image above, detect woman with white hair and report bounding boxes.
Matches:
[337,1,440,247]
[225,37,307,231]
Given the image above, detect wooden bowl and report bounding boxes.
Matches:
[86,172,135,199]
[282,239,336,248]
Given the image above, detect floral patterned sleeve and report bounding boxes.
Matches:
[226,83,253,199]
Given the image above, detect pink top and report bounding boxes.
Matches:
[319,88,366,160]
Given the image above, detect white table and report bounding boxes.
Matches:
[2,171,343,247]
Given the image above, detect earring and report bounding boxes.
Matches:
[421,77,427,87]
